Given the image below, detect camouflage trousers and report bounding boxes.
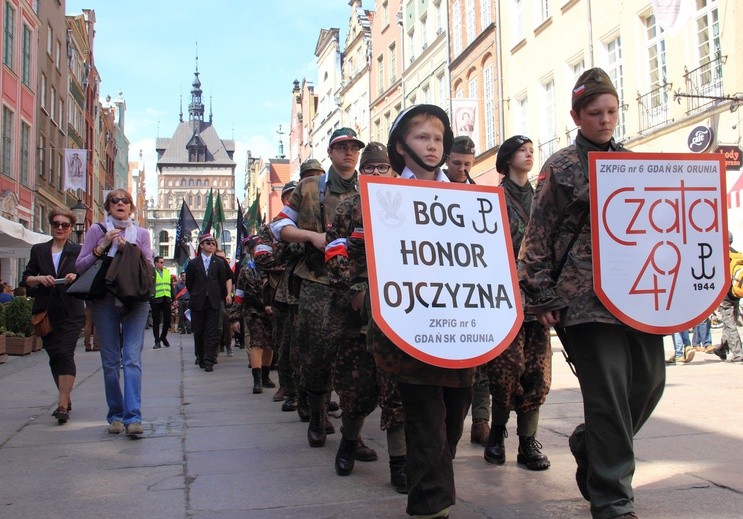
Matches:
[296,280,335,394]
[332,335,404,430]
[272,302,299,393]
[485,320,552,413]
[246,313,273,350]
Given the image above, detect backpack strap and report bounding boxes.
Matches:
[317,173,327,223]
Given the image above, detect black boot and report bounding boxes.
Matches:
[307,392,326,447]
[261,366,276,388]
[251,368,263,394]
[484,424,507,465]
[389,455,408,494]
[296,390,310,422]
[351,437,378,461]
[517,435,550,470]
[282,393,298,412]
[335,437,356,476]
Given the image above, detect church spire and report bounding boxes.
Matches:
[188,51,204,126]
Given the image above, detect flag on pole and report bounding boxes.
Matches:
[245,193,262,234]
[214,190,226,247]
[174,199,199,267]
[64,149,87,191]
[201,188,214,235]
[234,200,249,269]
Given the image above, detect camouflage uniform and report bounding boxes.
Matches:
[269,167,359,394]
[230,259,272,350]
[518,140,665,518]
[325,195,404,429]
[255,223,303,393]
[485,176,551,431]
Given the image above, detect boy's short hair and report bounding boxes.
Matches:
[387,104,453,173]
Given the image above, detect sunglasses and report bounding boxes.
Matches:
[361,164,391,174]
[110,197,131,205]
[51,221,71,229]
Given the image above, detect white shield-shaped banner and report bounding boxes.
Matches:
[360,176,523,368]
[590,152,728,334]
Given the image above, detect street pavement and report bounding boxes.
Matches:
[0,328,742,519]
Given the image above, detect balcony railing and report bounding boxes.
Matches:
[637,82,672,132]
[683,52,726,114]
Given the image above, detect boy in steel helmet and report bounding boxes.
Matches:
[374,105,473,519]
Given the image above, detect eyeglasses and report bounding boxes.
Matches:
[361,164,391,174]
[110,197,131,205]
[51,221,71,229]
[202,240,216,245]
[333,144,361,153]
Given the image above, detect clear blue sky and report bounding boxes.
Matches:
[66,0,360,203]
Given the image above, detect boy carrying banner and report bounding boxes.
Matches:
[518,68,666,519]
[371,105,474,519]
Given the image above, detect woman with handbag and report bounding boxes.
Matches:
[76,189,154,437]
[21,207,85,425]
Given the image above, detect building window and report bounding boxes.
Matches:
[452,0,462,56]
[58,97,63,125]
[19,122,29,186]
[696,0,721,89]
[159,230,168,242]
[40,73,47,111]
[483,64,495,149]
[606,36,626,140]
[21,24,31,86]
[204,179,209,187]
[572,59,585,81]
[46,24,52,55]
[2,107,12,177]
[4,1,14,69]
[512,0,524,44]
[481,0,492,28]
[540,79,558,163]
[49,144,55,184]
[389,43,396,82]
[55,39,61,69]
[189,179,194,187]
[382,1,389,26]
[437,74,447,106]
[465,0,475,44]
[50,87,57,123]
[181,179,186,187]
[515,96,528,136]
[57,153,63,190]
[38,134,45,177]
[377,55,384,93]
[540,0,551,22]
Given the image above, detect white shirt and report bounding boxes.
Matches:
[399,166,449,182]
[201,252,212,272]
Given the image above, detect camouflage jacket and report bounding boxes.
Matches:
[255,222,303,305]
[517,144,620,327]
[269,167,359,285]
[326,181,474,387]
[230,261,269,319]
[501,176,536,323]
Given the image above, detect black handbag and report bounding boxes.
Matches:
[67,255,112,300]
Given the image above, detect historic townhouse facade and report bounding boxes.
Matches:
[369,0,403,144]
[448,0,500,184]
[310,28,343,172]
[338,0,372,144]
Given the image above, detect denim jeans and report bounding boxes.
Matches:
[692,318,712,347]
[672,331,691,357]
[93,293,149,425]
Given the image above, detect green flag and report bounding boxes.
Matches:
[214,190,226,246]
[201,188,213,235]
[245,193,262,234]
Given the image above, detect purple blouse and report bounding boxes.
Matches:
[76,223,153,273]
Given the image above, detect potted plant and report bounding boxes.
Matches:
[5,297,33,355]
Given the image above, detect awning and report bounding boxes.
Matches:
[0,216,51,258]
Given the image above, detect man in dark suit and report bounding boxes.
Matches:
[185,233,231,372]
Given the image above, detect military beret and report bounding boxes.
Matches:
[451,136,475,155]
[496,135,532,174]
